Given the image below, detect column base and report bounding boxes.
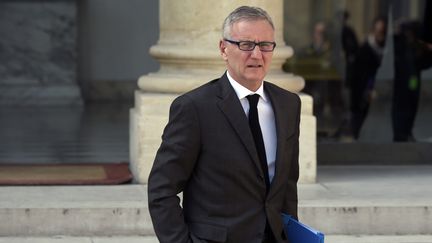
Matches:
[298,93,317,183]
[138,71,305,94]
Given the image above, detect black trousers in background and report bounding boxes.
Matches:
[349,78,371,139]
[392,31,422,142]
[392,73,421,142]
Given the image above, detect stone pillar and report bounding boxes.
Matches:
[130,0,316,183]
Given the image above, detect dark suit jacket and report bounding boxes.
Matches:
[148,73,301,243]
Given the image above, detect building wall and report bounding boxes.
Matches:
[77,0,159,102]
[0,0,429,104]
[0,0,160,105]
[0,0,81,105]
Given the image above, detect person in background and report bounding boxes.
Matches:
[348,16,387,140]
[336,10,359,140]
[302,21,332,117]
[308,21,331,56]
[392,5,432,142]
[341,10,359,89]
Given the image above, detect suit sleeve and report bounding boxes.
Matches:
[283,95,301,220]
[148,95,201,243]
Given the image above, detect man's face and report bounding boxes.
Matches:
[220,20,275,91]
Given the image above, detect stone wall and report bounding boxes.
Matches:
[0,0,81,105]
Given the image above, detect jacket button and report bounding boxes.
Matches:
[257,174,264,181]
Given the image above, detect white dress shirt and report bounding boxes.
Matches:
[227,71,277,182]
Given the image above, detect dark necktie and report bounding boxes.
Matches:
[247,94,270,189]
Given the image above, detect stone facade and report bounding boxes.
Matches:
[0,0,82,105]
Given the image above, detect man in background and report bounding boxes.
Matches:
[348,16,387,140]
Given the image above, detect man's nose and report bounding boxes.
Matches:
[250,46,263,58]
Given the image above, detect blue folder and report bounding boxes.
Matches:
[282,213,324,243]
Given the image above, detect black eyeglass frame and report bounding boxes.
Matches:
[224,39,276,52]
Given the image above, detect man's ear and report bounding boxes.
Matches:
[219,40,228,60]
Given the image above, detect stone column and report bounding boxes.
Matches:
[130,0,316,183]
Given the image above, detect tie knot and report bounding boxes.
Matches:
[246,94,260,108]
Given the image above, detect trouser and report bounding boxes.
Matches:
[392,74,420,141]
[350,83,371,139]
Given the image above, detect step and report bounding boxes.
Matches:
[0,235,431,243]
[300,196,432,235]
[0,185,153,236]
[0,236,158,243]
[299,166,432,235]
[326,235,432,243]
[1,166,431,236]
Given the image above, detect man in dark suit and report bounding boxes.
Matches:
[148,6,301,243]
[349,16,387,140]
[392,2,432,142]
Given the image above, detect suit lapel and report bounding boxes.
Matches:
[216,74,264,178]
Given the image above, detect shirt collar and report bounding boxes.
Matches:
[226,71,267,102]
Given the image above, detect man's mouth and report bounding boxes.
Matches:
[247,64,263,68]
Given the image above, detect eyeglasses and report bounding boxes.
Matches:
[224,39,276,52]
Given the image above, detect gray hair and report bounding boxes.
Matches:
[222,6,275,39]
